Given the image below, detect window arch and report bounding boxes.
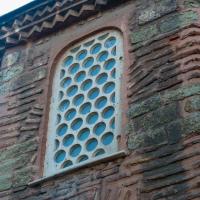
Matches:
[44,30,124,176]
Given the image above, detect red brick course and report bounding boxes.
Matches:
[0,0,200,199]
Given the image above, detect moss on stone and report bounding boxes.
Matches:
[184,0,200,8]
[132,103,179,133]
[160,11,198,33]
[138,0,177,25]
[128,127,167,149]
[127,95,161,118]
[0,82,10,96]
[128,112,200,150]
[180,112,200,136]
[131,24,158,44]
[0,139,38,161]
[0,159,14,174]
[128,84,200,119]
[132,10,198,44]
[0,65,24,84]
[184,95,200,112]
[13,167,32,187]
[0,174,12,191]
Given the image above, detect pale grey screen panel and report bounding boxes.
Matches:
[44,30,124,176]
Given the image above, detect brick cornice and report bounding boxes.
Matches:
[0,0,124,60]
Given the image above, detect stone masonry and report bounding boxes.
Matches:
[0,0,200,199]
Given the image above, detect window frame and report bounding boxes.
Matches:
[32,5,133,182]
[44,30,125,177]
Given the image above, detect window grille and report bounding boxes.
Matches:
[44,30,124,176]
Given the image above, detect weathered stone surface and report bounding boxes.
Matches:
[184,95,200,112]
[0,65,24,84]
[0,139,38,161]
[0,160,14,191]
[1,0,200,199]
[132,103,179,132]
[13,168,32,187]
[132,11,198,44]
[128,84,200,118]
[0,66,45,96]
[129,112,200,149]
[159,11,198,33]
[2,52,20,67]
[0,174,12,191]
[14,154,32,170]
[0,159,14,174]
[138,0,177,25]
[128,127,167,149]
[0,82,10,96]
[167,112,200,138]
[131,24,158,43]
[184,0,200,8]
[11,68,47,90]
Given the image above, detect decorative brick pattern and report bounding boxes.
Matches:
[0,0,200,200]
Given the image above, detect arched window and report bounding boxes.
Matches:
[44,30,124,176]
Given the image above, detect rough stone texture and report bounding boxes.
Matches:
[138,0,177,25]
[0,0,200,199]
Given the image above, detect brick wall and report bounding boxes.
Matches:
[0,0,200,199]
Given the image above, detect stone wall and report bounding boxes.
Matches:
[0,0,200,199]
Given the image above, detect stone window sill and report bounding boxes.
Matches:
[29,150,127,187]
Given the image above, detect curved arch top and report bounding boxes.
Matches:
[44,30,125,176]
